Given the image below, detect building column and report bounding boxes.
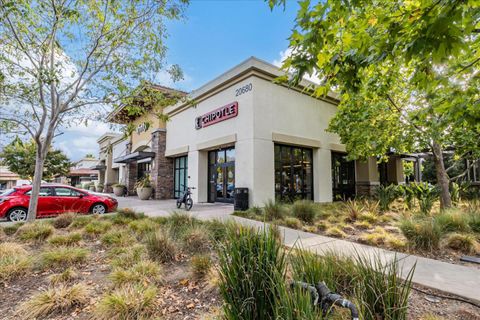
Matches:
[355,157,380,196]
[151,129,174,199]
[123,142,137,195]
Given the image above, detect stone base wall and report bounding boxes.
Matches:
[356,181,380,197]
[151,129,174,199]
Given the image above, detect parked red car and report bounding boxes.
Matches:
[0,184,118,221]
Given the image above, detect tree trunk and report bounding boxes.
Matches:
[432,141,452,209]
[26,146,46,221]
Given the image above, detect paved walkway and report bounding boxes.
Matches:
[116,197,480,303]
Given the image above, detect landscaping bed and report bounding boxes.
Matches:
[233,195,480,267]
[1,209,479,319]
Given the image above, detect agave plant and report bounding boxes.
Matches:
[375,184,399,212]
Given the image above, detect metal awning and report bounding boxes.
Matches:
[114,151,156,164]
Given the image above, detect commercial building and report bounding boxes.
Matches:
[106,57,406,206]
[93,133,127,192]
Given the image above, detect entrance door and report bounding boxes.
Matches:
[331,152,356,200]
[208,147,235,203]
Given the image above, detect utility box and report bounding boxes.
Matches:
[234,187,249,211]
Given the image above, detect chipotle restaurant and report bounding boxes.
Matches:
[108,57,406,206]
[162,57,406,207]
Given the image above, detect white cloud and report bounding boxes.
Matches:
[273,48,321,84]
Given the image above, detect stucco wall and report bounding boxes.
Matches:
[166,74,342,206]
[131,113,164,152]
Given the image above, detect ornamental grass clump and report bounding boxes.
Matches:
[0,242,31,284]
[144,228,177,263]
[16,222,53,242]
[190,254,212,278]
[101,229,135,247]
[53,212,76,229]
[468,210,480,233]
[217,224,285,319]
[444,233,478,254]
[48,232,82,246]
[2,222,24,235]
[399,218,442,251]
[69,215,94,228]
[83,220,113,237]
[264,199,286,221]
[95,284,157,320]
[109,244,147,269]
[182,225,211,253]
[435,210,471,233]
[39,247,88,269]
[128,219,158,237]
[109,260,162,287]
[292,200,317,223]
[17,283,89,319]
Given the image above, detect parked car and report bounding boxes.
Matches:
[0,184,118,221]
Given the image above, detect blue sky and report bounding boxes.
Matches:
[55,0,300,161]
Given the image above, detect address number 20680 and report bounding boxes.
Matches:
[235,83,253,97]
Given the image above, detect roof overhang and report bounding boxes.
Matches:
[90,164,107,170]
[114,151,156,164]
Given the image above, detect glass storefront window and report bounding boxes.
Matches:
[274,144,313,201]
[208,147,235,203]
[331,152,355,200]
[174,156,188,198]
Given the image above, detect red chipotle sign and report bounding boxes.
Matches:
[195,101,238,129]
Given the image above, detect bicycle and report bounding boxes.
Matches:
[176,185,195,211]
[290,281,359,320]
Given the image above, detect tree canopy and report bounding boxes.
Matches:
[1,137,71,181]
[270,0,480,207]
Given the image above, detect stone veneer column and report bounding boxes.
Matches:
[123,142,137,196]
[150,129,173,199]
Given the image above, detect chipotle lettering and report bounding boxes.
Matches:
[195,101,238,129]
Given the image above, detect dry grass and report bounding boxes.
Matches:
[101,229,135,247]
[83,220,113,237]
[95,284,157,320]
[109,245,148,269]
[16,283,89,319]
[191,254,212,278]
[0,242,31,283]
[39,247,89,269]
[2,222,24,235]
[16,222,54,242]
[109,260,162,287]
[48,232,82,246]
[444,233,478,254]
[53,212,77,229]
[48,267,79,285]
[145,229,177,263]
[284,217,302,229]
[325,226,347,238]
[182,225,211,253]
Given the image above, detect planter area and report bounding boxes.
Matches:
[1,210,479,319]
[233,197,480,267]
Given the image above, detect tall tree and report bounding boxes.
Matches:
[1,137,71,181]
[0,0,188,220]
[270,0,480,208]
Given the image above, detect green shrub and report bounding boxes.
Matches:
[410,182,439,215]
[284,217,302,229]
[109,260,162,287]
[291,200,317,223]
[2,222,24,235]
[264,199,285,221]
[0,242,31,283]
[17,283,89,319]
[217,225,285,319]
[69,215,94,228]
[53,212,76,229]
[101,229,135,247]
[83,220,113,236]
[398,184,415,210]
[95,284,157,320]
[444,233,478,254]
[191,254,212,278]
[435,210,470,233]
[16,222,54,242]
[399,218,442,251]
[144,229,177,263]
[48,233,82,246]
[376,184,399,212]
[39,247,89,268]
